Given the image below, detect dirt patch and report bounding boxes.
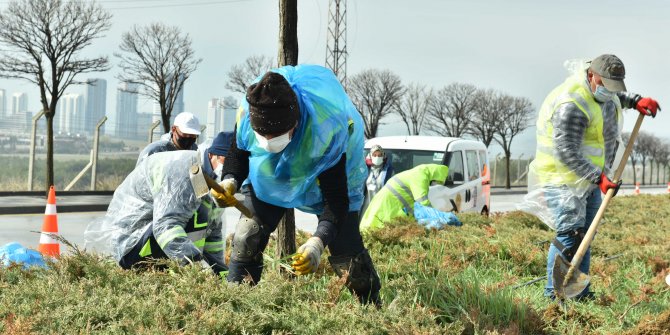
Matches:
[647,256,669,275]
[2,313,35,335]
[623,309,670,335]
[543,303,599,326]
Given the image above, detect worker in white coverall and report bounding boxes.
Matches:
[84,150,233,277]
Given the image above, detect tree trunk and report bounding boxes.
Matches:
[278,0,298,66]
[275,0,299,265]
[650,160,654,185]
[642,162,646,185]
[275,209,296,259]
[46,114,54,195]
[632,161,637,185]
[161,106,170,134]
[504,152,511,189]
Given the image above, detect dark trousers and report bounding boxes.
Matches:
[227,185,366,283]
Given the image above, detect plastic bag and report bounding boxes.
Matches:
[427,185,457,212]
[0,242,46,269]
[518,159,595,231]
[414,202,462,229]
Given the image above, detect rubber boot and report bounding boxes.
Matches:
[329,249,382,307]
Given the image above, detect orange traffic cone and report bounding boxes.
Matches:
[634,182,640,195]
[38,186,60,257]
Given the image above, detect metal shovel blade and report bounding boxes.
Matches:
[552,254,591,299]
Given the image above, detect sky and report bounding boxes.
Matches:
[0,0,669,157]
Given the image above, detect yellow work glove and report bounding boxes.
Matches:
[291,237,324,275]
[210,179,237,208]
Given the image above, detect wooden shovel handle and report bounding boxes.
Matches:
[203,173,254,218]
[563,113,645,284]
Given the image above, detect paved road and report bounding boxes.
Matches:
[1,188,667,251]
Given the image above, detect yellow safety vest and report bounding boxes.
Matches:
[360,164,449,231]
[533,74,620,187]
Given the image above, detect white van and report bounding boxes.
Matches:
[364,136,491,215]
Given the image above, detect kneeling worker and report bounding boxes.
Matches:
[84,149,234,277]
[360,163,449,231]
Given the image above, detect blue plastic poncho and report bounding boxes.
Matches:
[236,64,366,214]
[0,242,46,269]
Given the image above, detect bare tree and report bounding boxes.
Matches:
[0,0,111,191]
[494,96,534,189]
[347,69,404,138]
[425,83,476,137]
[469,88,505,147]
[225,55,274,94]
[116,23,201,134]
[654,141,667,184]
[221,96,239,110]
[634,131,655,185]
[659,140,670,184]
[395,83,433,135]
[622,132,637,184]
[648,137,658,185]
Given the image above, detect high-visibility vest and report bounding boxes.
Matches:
[360,164,449,231]
[533,74,620,187]
[140,201,212,258]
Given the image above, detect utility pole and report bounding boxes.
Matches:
[325,0,347,87]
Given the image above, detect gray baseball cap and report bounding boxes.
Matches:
[589,54,626,92]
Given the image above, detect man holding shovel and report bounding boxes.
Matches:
[524,54,660,300]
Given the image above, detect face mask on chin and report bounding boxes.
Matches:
[593,85,614,103]
[254,131,291,153]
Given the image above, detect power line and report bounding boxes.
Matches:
[106,0,252,10]
[0,0,254,10]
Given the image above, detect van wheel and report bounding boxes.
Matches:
[480,206,489,217]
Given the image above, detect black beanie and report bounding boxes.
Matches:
[246,72,300,136]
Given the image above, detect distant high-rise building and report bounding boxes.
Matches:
[206,98,222,140]
[136,112,153,141]
[12,92,28,115]
[115,82,139,139]
[59,93,84,135]
[0,89,6,118]
[222,106,236,133]
[85,78,107,135]
[206,98,237,140]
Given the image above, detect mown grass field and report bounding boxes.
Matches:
[1,195,669,334]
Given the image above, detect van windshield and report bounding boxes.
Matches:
[366,149,445,174]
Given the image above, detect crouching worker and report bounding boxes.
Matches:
[84,149,228,278]
[219,65,381,306]
[360,164,449,231]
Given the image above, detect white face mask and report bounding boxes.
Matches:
[213,163,224,182]
[371,156,384,166]
[254,131,291,153]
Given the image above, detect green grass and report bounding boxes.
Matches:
[1,195,670,334]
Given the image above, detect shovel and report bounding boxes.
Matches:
[552,113,645,299]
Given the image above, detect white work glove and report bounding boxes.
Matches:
[210,179,237,208]
[291,237,324,275]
